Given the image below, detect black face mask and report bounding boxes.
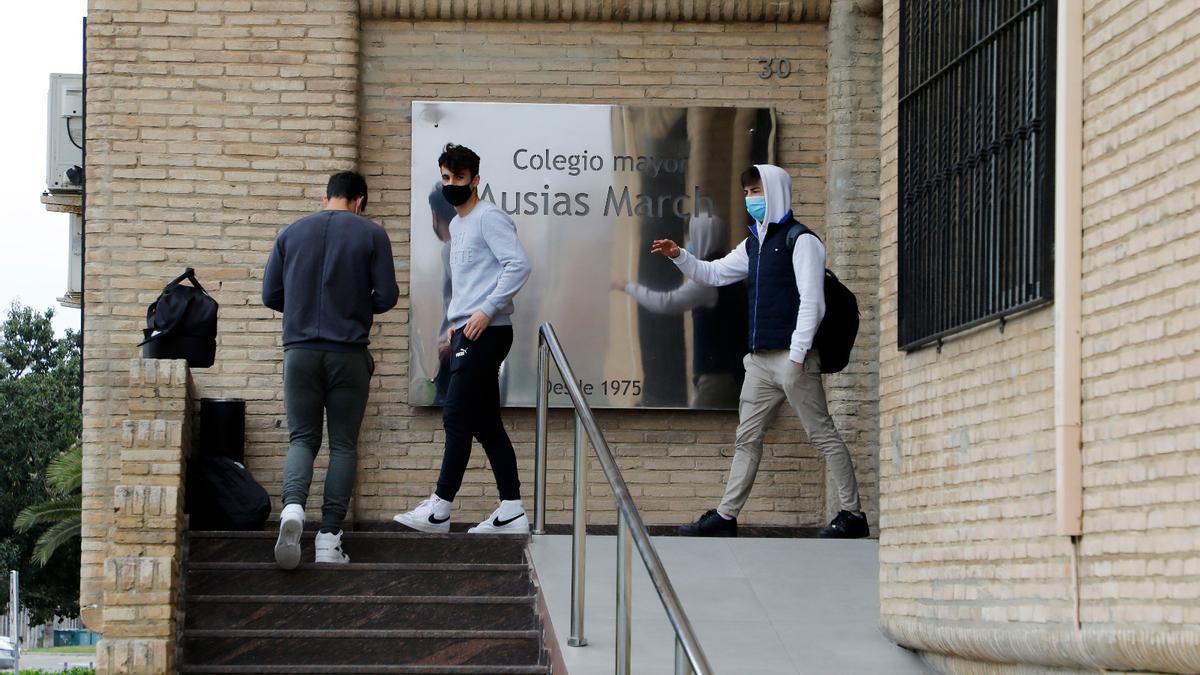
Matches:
[442,184,473,206]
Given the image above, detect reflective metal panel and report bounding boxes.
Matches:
[409,101,774,409]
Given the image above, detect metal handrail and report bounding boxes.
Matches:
[532,322,714,675]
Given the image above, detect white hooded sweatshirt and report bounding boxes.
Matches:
[670,163,827,364]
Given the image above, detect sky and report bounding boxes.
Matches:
[0,1,89,336]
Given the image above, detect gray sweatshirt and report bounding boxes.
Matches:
[446,201,531,329]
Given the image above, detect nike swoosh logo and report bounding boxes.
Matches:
[428,514,450,524]
[492,514,525,527]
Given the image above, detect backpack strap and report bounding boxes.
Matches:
[785,222,817,251]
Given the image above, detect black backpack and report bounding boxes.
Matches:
[139,268,218,368]
[786,225,860,373]
[185,455,271,531]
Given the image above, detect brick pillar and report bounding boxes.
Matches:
[825,0,882,526]
[95,359,192,675]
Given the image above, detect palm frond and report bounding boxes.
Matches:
[14,496,82,532]
[46,443,83,493]
[32,518,82,566]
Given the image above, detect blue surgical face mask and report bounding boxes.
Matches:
[745,196,766,223]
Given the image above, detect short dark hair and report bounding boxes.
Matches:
[438,143,481,178]
[327,171,369,210]
[740,166,761,188]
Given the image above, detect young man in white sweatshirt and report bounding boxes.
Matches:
[652,164,868,539]
[394,143,533,535]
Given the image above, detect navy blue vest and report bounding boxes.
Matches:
[745,214,805,351]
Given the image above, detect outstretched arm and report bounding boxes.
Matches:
[651,238,750,287]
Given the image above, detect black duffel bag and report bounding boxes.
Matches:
[139,267,218,368]
[186,455,271,531]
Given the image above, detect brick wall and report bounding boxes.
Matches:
[355,16,869,527]
[1077,0,1200,633]
[96,359,192,675]
[83,0,361,629]
[877,0,1200,671]
[82,4,883,625]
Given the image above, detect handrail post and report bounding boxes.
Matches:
[615,513,633,675]
[533,335,549,535]
[568,411,588,647]
[675,637,693,675]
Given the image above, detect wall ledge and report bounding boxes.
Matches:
[882,615,1200,674]
[359,0,830,23]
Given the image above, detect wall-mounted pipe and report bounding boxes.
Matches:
[1054,0,1083,537]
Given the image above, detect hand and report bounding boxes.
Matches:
[462,310,492,341]
[446,326,455,343]
[437,341,451,361]
[650,239,681,259]
[793,360,806,372]
[610,279,628,292]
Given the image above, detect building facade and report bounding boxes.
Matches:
[78,0,1197,672]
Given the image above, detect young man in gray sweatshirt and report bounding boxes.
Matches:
[264,171,399,568]
[395,143,533,535]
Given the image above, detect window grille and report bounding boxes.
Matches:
[898,0,1056,350]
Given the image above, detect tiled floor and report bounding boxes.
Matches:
[529,535,931,675]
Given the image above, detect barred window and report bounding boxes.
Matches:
[898,1,1056,350]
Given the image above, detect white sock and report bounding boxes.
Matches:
[718,511,734,521]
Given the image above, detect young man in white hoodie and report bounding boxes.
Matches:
[394,143,533,535]
[651,164,868,539]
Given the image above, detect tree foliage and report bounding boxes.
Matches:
[0,303,82,623]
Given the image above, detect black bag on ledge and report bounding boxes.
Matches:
[186,455,271,531]
[139,267,218,368]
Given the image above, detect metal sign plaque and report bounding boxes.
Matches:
[409,101,774,409]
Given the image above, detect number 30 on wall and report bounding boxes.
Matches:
[757,57,793,79]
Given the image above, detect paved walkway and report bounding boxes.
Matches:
[2,650,96,672]
[529,535,931,675]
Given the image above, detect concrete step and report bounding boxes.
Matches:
[176,658,549,667]
[186,562,532,598]
[180,629,543,668]
[184,595,539,631]
[187,531,527,565]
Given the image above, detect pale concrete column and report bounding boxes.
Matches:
[825,0,882,527]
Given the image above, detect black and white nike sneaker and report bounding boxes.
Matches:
[468,499,529,535]
[393,494,452,534]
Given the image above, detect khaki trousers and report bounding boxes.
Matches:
[717,349,861,518]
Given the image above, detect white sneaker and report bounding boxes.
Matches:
[314,530,350,564]
[393,494,452,533]
[274,504,304,570]
[468,500,530,534]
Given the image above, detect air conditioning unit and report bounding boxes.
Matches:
[46,73,83,193]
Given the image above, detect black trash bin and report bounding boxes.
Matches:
[198,398,245,463]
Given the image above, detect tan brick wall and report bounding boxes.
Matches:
[356,16,866,527]
[83,2,881,580]
[1077,0,1200,630]
[877,0,1200,671]
[83,0,361,629]
[96,359,192,675]
[875,0,1068,630]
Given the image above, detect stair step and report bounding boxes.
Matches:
[187,531,527,565]
[180,630,542,667]
[185,563,532,597]
[184,595,538,631]
[179,666,549,674]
